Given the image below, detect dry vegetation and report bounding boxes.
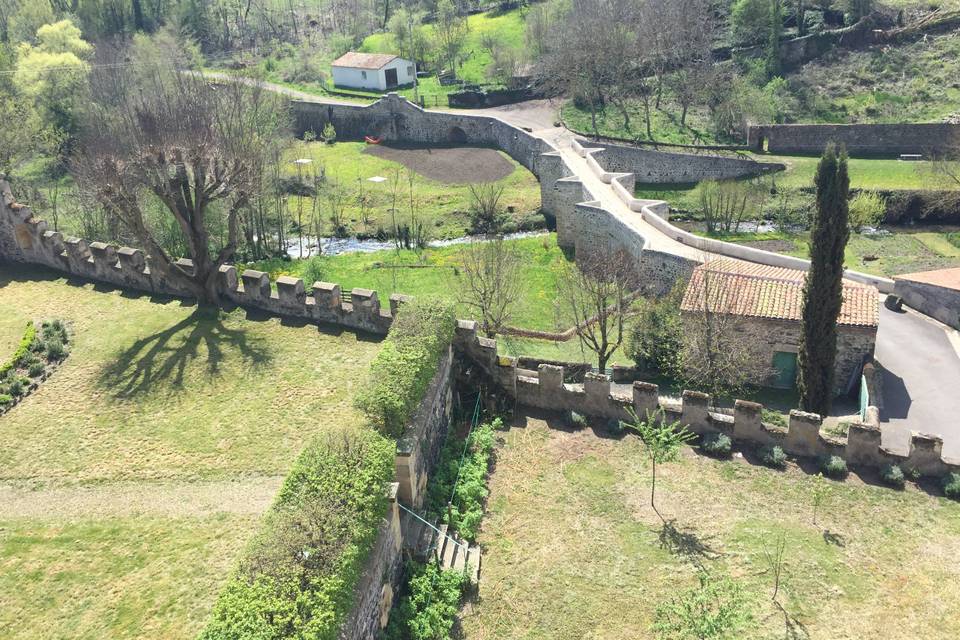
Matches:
[462,414,960,640]
[0,263,380,639]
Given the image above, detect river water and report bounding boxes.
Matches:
[284,230,549,258]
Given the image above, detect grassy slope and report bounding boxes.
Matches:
[0,264,380,639]
[249,234,567,332]
[284,140,541,240]
[464,416,960,640]
[358,7,526,100]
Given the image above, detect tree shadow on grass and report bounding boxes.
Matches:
[99,306,271,398]
[773,599,811,640]
[658,519,721,570]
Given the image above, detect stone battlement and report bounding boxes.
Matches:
[453,318,959,478]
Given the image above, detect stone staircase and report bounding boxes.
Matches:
[399,506,481,584]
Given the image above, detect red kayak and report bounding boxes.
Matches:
[364,136,382,144]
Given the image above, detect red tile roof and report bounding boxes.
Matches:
[680,259,879,328]
[331,52,398,70]
[895,267,960,292]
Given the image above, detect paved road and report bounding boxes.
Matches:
[875,302,960,458]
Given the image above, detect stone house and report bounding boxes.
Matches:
[680,259,879,394]
[331,52,416,91]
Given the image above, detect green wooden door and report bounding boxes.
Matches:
[772,351,798,389]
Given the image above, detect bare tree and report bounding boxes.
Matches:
[458,237,524,338]
[557,249,639,372]
[680,267,775,398]
[467,182,506,234]
[74,55,288,303]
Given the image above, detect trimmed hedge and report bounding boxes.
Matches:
[355,297,456,438]
[0,322,36,378]
[200,429,396,640]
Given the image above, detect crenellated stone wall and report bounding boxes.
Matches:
[453,319,960,478]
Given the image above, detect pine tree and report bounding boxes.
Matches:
[765,0,782,78]
[798,144,850,416]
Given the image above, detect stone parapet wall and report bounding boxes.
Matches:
[453,319,959,478]
[747,123,960,156]
[584,139,784,185]
[894,278,960,331]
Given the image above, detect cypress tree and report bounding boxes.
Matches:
[798,144,850,416]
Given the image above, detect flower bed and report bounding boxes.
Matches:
[0,319,70,416]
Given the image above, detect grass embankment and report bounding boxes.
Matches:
[212,6,527,106]
[249,234,568,333]
[0,264,380,639]
[463,415,960,639]
[282,140,541,241]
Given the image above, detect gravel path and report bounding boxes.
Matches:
[0,476,284,519]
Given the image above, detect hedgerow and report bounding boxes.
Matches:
[200,429,396,640]
[355,297,456,438]
[0,322,36,378]
[427,418,499,543]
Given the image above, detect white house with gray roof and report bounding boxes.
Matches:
[331,52,416,91]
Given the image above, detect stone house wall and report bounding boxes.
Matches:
[679,312,877,395]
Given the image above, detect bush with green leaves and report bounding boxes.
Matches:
[943,473,960,500]
[427,418,499,542]
[0,322,36,378]
[355,297,456,437]
[384,561,469,640]
[759,445,787,469]
[27,361,45,377]
[569,410,588,429]
[44,338,68,361]
[820,455,848,479]
[201,429,395,640]
[880,464,905,489]
[0,394,11,406]
[702,432,732,458]
[653,571,751,639]
[760,409,787,428]
[627,289,684,381]
[848,191,886,232]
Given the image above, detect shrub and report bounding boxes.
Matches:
[427,419,499,543]
[820,455,848,479]
[607,418,625,435]
[880,464,905,489]
[27,361,45,377]
[759,445,787,469]
[201,429,395,640]
[355,297,456,437]
[627,289,683,381]
[848,191,886,231]
[7,377,24,397]
[0,322,36,378]
[761,409,787,428]
[384,562,469,640]
[943,473,960,500]
[45,338,68,361]
[702,432,732,458]
[0,394,11,406]
[569,410,588,429]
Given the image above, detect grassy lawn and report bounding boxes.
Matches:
[0,263,380,638]
[282,140,541,241]
[758,154,938,191]
[248,234,567,332]
[463,414,960,640]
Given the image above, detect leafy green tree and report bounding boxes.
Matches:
[848,191,885,232]
[765,0,782,77]
[13,19,91,138]
[7,0,55,44]
[628,287,684,381]
[653,571,751,639]
[624,408,695,520]
[730,0,773,46]
[798,144,850,416]
[842,0,873,23]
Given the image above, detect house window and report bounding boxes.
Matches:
[361,70,367,80]
[407,65,414,76]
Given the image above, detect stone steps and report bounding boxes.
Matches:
[399,508,481,584]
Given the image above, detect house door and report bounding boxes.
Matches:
[772,351,798,389]
[384,68,398,89]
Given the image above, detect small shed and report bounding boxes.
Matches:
[680,259,879,393]
[331,52,416,91]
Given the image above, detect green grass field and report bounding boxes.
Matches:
[0,263,380,639]
[464,415,960,639]
[248,234,567,332]
[282,140,541,241]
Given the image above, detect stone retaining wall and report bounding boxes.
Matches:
[453,319,960,477]
[894,278,960,331]
[747,123,960,156]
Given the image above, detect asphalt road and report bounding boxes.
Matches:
[874,301,960,458]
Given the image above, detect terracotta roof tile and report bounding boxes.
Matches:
[331,52,398,70]
[680,259,879,328]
